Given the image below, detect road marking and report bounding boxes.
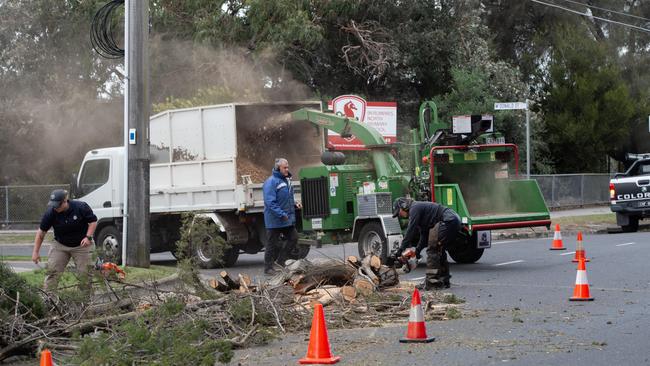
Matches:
[409,276,425,281]
[560,251,576,256]
[616,242,636,247]
[492,240,518,245]
[494,260,524,266]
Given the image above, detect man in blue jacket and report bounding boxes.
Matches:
[263,158,301,274]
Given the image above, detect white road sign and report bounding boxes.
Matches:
[494,102,528,110]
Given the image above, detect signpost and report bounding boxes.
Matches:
[494,101,531,179]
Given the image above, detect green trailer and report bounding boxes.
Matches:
[292,101,550,263]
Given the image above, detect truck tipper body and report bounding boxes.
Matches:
[74,102,323,267]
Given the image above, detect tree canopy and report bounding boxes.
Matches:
[1,0,650,183]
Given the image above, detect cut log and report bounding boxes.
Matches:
[341,286,357,302]
[238,273,252,293]
[220,271,239,290]
[353,277,375,296]
[291,263,356,294]
[359,260,380,285]
[209,278,230,292]
[346,255,360,268]
[369,255,381,271]
[313,287,342,307]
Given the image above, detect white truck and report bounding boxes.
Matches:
[610,153,650,232]
[72,101,324,267]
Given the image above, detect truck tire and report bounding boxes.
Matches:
[97,225,122,264]
[192,233,220,269]
[216,245,240,267]
[357,221,388,263]
[621,216,639,233]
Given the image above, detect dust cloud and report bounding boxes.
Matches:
[4,35,316,185]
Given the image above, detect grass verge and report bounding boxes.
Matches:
[0,232,53,244]
[18,265,178,289]
[552,213,616,226]
[1,255,47,261]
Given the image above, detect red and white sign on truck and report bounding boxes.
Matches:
[327,95,397,150]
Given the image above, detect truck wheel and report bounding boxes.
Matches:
[216,245,240,267]
[622,216,639,233]
[287,244,310,260]
[192,233,220,269]
[448,246,484,264]
[97,225,122,264]
[357,221,388,263]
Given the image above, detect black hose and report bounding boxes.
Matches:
[90,0,125,59]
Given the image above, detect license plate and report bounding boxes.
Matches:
[639,201,650,208]
[476,230,491,249]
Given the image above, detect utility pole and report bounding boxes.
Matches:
[124,0,150,267]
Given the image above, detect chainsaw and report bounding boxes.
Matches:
[389,247,418,273]
[94,258,126,280]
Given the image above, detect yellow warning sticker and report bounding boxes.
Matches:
[464,152,477,161]
[446,188,453,206]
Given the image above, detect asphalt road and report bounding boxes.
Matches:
[4,230,649,365]
[224,231,650,366]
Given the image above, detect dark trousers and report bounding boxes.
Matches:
[426,210,461,278]
[264,226,298,270]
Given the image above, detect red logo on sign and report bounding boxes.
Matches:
[332,95,366,123]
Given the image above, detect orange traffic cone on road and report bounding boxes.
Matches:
[550,224,566,250]
[399,288,435,343]
[570,257,594,301]
[572,232,590,263]
[40,349,53,366]
[299,303,341,364]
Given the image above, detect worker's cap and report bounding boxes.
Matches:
[392,197,413,217]
[47,189,68,209]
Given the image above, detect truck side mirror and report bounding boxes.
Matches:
[70,173,80,198]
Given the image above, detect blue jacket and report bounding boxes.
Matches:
[263,169,296,229]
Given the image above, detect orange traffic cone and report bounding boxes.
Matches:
[572,232,590,263]
[399,288,435,343]
[550,224,566,250]
[40,349,53,366]
[570,257,594,301]
[299,303,341,364]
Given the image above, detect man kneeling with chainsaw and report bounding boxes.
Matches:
[390,197,461,290]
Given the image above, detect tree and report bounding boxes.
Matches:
[539,24,635,173]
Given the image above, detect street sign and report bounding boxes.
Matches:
[494,102,528,110]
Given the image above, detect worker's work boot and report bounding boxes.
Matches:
[417,269,448,290]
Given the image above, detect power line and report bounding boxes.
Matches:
[556,0,650,23]
[530,0,650,34]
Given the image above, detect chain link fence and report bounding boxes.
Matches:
[0,176,609,225]
[531,174,610,208]
[0,184,69,225]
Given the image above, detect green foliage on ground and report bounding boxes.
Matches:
[0,261,46,319]
[18,265,177,290]
[73,299,234,365]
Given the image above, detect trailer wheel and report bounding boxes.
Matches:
[357,221,388,263]
[448,245,484,264]
[97,225,122,264]
[621,216,639,233]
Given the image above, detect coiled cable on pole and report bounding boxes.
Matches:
[91,0,125,59]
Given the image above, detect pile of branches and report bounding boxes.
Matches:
[1,257,462,364]
[208,256,458,326]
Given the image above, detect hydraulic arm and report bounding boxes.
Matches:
[291,108,404,182]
